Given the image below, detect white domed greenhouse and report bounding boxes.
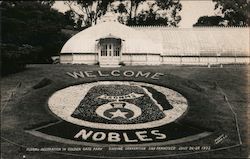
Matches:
[61,19,249,67]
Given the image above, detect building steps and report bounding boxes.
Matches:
[100,64,121,68]
[99,61,120,67]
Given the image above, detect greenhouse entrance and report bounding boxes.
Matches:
[98,35,122,67]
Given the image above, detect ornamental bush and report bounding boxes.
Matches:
[1,44,40,75]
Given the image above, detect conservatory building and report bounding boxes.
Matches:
[60,19,249,67]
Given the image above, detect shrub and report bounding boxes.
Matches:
[1,44,35,75]
[119,61,126,66]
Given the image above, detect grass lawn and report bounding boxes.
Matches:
[1,64,249,159]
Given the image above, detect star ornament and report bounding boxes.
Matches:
[110,109,128,119]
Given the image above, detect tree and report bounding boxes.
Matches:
[64,10,77,29]
[194,0,249,27]
[115,2,128,24]
[128,0,146,20]
[1,1,69,74]
[65,0,182,27]
[64,0,114,28]
[125,0,182,26]
[213,0,249,26]
[193,16,225,26]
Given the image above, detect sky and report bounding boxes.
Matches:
[52,0,216,28]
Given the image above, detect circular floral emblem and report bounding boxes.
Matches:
[48,81,188,130]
